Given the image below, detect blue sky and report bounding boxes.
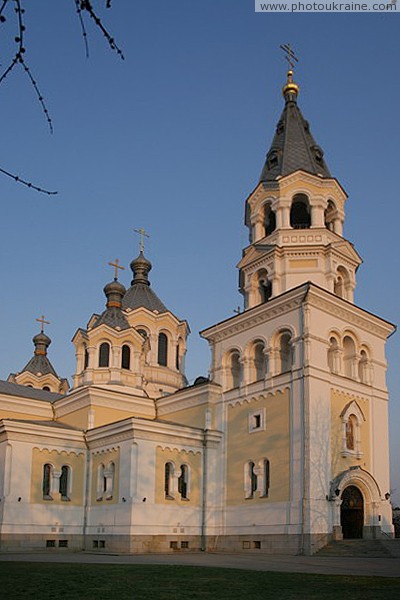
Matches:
[0,2,399,503]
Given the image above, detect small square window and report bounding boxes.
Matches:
[248,408,266,433]
[99,540,106,548]
[181,541,189,549]
[46,540,55,548]
[253,541,261,549]
[242,541,251,549]
[170,541,178,549]
[58,540,68,548]
[92,540,99,549]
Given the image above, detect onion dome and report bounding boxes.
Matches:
[93,277,130,331]
[20,330,57,376]
[122,251,168,313]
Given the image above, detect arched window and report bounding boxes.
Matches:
[324,199,336,231]
[255,269,272,304]
[264,204,276,237]
[263,459,270,497]
[290,194,311,229]
[42,463,52,500]
[278,332,292,373]
[158,333,168,367]
[84,344,89,369]
[59,465,70,501]
[346,415,357,451]
[176,345,180,370]
[328,337,339,373]
[42,386,50,392]
[343,336,356,379]
[97,463,106,499]
[164,462,174,499]
[106,462,115,500]
[253,342,266,381]
[121,345,131,370]
[178,464,189,499]
[228,351,242,389]
[99,342,110,367]
[358,349,370,384]
[334,266,350,300]
[341,401,365,458]
[245,461,258,499]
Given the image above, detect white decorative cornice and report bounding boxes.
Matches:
[306,287,395,339]
[0,395,53,418]
[156,383,221,416]
[227,386,290,408]
[54,385,155,418]
[201,286,307,343]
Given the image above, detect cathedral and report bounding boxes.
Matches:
[0,66,394,555]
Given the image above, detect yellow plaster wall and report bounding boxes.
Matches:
[91,447,120,506]
[0,408,51,421]
[92,405,151,427]
[226,389,290,505]
[155,446,201,506]
[330,390,371,478]
[31,447,85,506]
[162,404,213,429]
[56,407,90,429]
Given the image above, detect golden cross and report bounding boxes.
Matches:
[108,258,125,280]
[36,315,50,333]
[280,43,299,71]
[134,227,150,253]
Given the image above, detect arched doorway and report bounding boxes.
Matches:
[341,486,364,539]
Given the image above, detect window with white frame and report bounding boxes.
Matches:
[248,408,266,433]
[340,401,365,459]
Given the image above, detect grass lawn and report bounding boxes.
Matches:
[0,563,399,599]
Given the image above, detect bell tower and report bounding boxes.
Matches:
[239,67,361,310]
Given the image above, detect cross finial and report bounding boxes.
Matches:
[36,315,50,333]
[280,43,299,71]
[108,258,125,281]
[134,227,150,253]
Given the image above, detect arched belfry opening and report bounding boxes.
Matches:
[290,194,311,229]
[340,486,364,539]
[264,203,276,237]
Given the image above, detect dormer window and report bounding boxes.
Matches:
[266,150,279,169]
[312,144,324,164]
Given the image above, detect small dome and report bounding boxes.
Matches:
[130,251,152,286]
[104,279,126,297]
[33,331,51,348]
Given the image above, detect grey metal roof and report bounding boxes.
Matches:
[122,282,168,314]
[259,98,331,183]
[20,354,58,377]
[0,380,64,402]
[92,306,130,330]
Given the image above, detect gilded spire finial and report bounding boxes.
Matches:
[280,43,299,101]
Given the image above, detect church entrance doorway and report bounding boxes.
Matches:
[340,485,364,539]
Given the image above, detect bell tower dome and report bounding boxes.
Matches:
[239,68,361,310]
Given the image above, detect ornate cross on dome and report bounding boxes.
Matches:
[280,43,299,70]
[134,227,150,253]
[36,315,50,333]
[108,258,125,281]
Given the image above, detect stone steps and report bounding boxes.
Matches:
[317,539,400,558]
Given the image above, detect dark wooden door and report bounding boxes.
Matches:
[341,486,364,539]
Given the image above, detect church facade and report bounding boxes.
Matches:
[0,68,394,555]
